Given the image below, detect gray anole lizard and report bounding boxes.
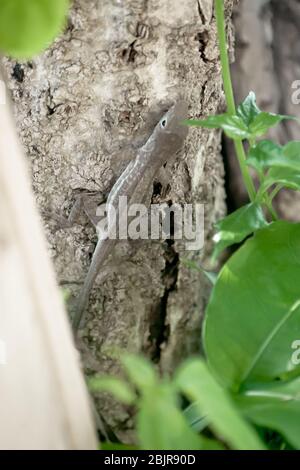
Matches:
[72,100,188,331]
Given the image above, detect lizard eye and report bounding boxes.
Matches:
[160,118,167,128]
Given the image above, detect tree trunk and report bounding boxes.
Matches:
[2,0,233,439]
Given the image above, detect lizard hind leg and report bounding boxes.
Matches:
[73,191,107,229]
[42,190,106,231]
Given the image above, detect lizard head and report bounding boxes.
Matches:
[153,100,189,158]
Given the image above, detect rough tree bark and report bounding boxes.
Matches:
[227,0,300,220]
[1,0,234,438]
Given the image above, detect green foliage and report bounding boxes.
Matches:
[91,355,223,450]
[204,222,300,389]
[236,377,300,449]
[263,168,300,193]
[0,0,70,59]
[212,203,268,259]
[187,88,300,257]
[185,114,251,140]
[88,376,136,405]
[136,381,219,450]
[92,346,300,449]
[175,359,265,450]
[247,141,300,173]
[186,92,295,141]
[182,0,300,452]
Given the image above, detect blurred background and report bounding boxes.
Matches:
[226,0,300,220]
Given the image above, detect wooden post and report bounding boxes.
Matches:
[0,80,97,450]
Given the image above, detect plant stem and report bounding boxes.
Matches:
[264,185,281,220]
[264,199,278,221]
[269,184,283,201]
[233,141,256,202]
[214,0,235,114]
[214,0,256,202]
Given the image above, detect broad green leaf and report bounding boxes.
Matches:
[247,140,300,173]
[236,91,261,127]
[235,377,300,449]
[185,115,250,140]
[212,203,268,259]
[88,376,136,405]
[175,359,265,450]
[204,221,300,390]
[137,383,222,450]
[0,0,69,59]
[121,354,157,390]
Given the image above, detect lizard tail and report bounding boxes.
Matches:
[72,271,97,332]
[72,239,114,332]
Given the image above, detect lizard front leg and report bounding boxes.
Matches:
[43,191,106,231]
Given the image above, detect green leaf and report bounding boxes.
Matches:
[235,91,294,138]
[174,359,265,450]
[236,377,300,449]
[137,383,222,450]
[283,141,300,160]
[247,141,284,172]
[236,91,261,127]
[0,0,69,59]
[185,115,250,140]
[88,376,136,405]
[213,203,268,259]
[121,354,157,391]
[249,113,291,138]
[247,140,300,173]
[186,92,296,141]
[213,115,251,139]
[183,402,210,432]
[204,221,300,390]
[263,168,300,193]
[260,142,300,192]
